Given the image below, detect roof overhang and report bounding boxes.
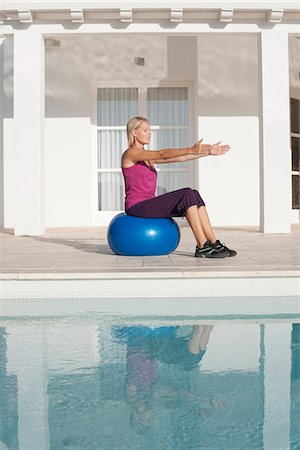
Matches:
[1,1,300,26]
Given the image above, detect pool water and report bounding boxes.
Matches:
[0,314,299,450]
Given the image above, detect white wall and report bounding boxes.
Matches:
[196,34,260,226]
[45,118,92,226]
[45,36,93,226]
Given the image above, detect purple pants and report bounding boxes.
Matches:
[126,188,205,218]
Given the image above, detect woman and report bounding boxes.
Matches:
[122,116,236,258]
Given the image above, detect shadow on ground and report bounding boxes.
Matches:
[27,236,115,255]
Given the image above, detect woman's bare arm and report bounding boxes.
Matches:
[154,142,231,164]
[122,140,211,167]
[154,153,207,164]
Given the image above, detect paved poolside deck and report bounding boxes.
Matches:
[0,225,300,301]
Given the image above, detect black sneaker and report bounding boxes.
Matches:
[213,239,237,257]
[195,240,227,258]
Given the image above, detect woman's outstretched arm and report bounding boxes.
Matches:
[154,141,231,164]
[122,140,211,166]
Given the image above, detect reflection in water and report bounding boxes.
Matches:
[0,319,299,450]
[291,324,300,449]
[117,325,213,435]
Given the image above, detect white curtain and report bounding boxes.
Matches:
[98,173,124,211]
[97,130,127,169]
[147,87,188,126]
[97,88,138,126]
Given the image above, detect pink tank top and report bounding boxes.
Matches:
[122,161,157,210]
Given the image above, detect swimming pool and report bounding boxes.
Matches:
[0,302,299,450]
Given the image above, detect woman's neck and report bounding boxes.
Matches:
[132,142,145,150]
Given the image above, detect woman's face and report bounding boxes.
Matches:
[133,121,151,146]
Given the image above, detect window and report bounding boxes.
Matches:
[290,98,300,211]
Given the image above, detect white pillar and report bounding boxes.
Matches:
[14,31,45,236]
[0,37,4,228]
[263,324,291,449]
[259,31,291,233]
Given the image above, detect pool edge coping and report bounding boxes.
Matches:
[0,269,300,280]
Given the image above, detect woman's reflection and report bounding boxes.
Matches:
[115,324,216,433]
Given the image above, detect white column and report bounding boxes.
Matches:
[0,37,4,228]
[14,31,45,235]
[263,324,291,450]
[259,31,291,233]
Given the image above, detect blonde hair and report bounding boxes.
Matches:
[126,116,148,147]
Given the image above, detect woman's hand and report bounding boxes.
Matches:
[192,139,211,156]
[191,139,230,157]
[209,141,231,156]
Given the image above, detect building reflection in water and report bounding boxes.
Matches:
[291,324,300,449]
[0,319,299,450]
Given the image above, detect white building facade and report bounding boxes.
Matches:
[0,1,299,235]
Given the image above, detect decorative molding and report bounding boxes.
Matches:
[120,9,132,22]
[268,9,284,22]
[219,9,234,22]
[70,9,84,23]
[18,10,33,23]
[0,5,298,27]
[170,8,183,22]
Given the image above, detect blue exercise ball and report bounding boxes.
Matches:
[107,213,180,256]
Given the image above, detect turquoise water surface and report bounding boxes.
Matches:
[0,312,299,450]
